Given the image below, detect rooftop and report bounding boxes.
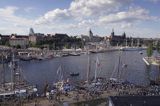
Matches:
[109,96,160,106]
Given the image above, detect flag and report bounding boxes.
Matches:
[57,65,62,75]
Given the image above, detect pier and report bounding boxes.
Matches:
[143,57,160,66]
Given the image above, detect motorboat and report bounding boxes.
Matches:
[70,72,79,77]
[69,52,80,56]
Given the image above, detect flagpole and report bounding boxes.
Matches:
[87,55,91,84]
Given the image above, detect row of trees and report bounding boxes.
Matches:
[147,41,160,57]
[31,35,83,50]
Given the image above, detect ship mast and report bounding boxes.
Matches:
[87,55,91,83]
[11,51,25,90]
[94,56,100,81]
[0,52,5,88]
[117,52,121,81]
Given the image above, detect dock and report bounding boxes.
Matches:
[143,57,150,65]
[143,57,160,66]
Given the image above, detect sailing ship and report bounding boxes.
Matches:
[53,66,72,92]
[110,51,127,82]
[0,52,37,100]
[94,56,101,81]
[122,39,145,51]
[18,52,32,61]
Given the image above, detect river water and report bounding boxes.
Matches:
[1,50,160,93]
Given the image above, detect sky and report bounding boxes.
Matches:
[0,0,160,38]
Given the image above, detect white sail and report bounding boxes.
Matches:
[57,65,62,75]
[94,56,100,80]
[110,51,124,81]
[56,65,63,81]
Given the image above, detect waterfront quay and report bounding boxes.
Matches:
[1,48,160,106]
[3,79,160,106]
[0,47,122,62]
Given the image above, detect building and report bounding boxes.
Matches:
[29,28,35,36]
[29,35,36,44]
[81,29,103,43]
[9,35,29,48]
[28,28,44,44]
[54,33,69,40]
[29,33,44,44]
[109,29,126,46]
[109,96,160,106]
[0,34,10,45]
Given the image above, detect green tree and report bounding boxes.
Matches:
[156,41,160,53]
[147,43,153,57]
[5,41,10,46]
[16,44,21,49]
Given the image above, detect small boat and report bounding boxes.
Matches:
[19,56,32,61]
[18,52,32,61]
[69,52,80,56]
[36,56,44,60]
[54,54,61,57]
[122,64,127,68]
[62,53,69,57]
[109,78,117,81]
[70,72,79,77]
[139,51,143,54]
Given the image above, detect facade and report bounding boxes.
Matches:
[109,29,126,46]
[9,36,29,48]
[29,33,44,44]
[81,29,103,43]
[28,28,44,44]
[29,35,37,44]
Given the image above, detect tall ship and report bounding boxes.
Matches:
[122,39,146,51]
[0,52,37,100]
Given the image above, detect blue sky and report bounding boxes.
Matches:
[0,0,160,38]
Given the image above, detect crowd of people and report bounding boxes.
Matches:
[44,78,160,104]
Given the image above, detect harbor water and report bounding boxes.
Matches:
[1,50,159,93]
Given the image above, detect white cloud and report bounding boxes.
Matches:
[0,6,33,26]
[0,6,34,34]
[121,23,133,29]
[35,0,132,25]
[69,0,131,18]
[99,7,156,24]
[0,6,18,18]
[33,0,159,37]
[35,9,71,25]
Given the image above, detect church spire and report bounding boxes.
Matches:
[111,28,114,36]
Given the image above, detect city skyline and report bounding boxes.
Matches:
[0,0,160,38]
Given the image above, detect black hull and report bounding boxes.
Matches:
[70,73,79,77]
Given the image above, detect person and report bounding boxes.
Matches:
[63,102,69,106]
[34,99,37,106]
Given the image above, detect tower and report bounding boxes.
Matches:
[89,29,93,41]
[111,28,114,36]
[29,28,35,36]
[123,32,126,38]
